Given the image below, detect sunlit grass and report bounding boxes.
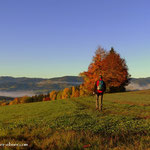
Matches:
[0,90,150,149]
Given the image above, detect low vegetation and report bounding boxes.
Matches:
[0,90,150,149]
[0,85,84,106]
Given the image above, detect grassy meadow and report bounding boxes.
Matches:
[0,90,150,149]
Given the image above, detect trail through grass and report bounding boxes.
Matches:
[0,90,150,149]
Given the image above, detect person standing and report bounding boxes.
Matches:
[93,75,106,111]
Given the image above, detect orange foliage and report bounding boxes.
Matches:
[80,46,107,94]
[1,102,8,106]
[71,86,76,98]
[71,86,80,97]
[80,47,130,93]
[43,97,50,101]
[62,88,71,99]
[74,89,80,97]
[50,91,57,100]
[102,48,130,88]
[20,96,30,103]
[56,90,63,100]
[9,97,20,105]
[79,84,86,96]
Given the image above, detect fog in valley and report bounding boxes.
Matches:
[0,83,150,98]
[126,83,150,91]
[0,91,36,97]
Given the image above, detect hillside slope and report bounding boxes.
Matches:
[0,76,83,94]
[0,90,150,149]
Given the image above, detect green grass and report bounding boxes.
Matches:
[0,90,150,149]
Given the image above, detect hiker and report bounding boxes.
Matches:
[93,75,106,111]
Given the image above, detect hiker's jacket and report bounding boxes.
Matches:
[94,79,106,94]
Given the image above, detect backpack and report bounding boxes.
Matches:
[97,80,104,91]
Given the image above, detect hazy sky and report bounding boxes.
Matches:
[0,0,150,78]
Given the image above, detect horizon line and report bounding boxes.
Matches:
[0,75,149,79]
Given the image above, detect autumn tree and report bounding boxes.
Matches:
[20,96,32,103]
[56,90,63,100]
[62,88,71,99]
[71,86,80,97]
[80,46,130,93]
[74,87,80,97]
[80,46,107,94]
[1,102,8,106]
[43,97,50,101]
[79,84,86,96]
[102,47,130,92]
[31,94,44,102]
[9,97,21,105]
[71,86,76,98]
[49,90,57,100]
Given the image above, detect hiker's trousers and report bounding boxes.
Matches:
[96,94,103,111]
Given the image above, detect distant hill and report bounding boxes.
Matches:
[0,76,149,97]
[0,76,83,96]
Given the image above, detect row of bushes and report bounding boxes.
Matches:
[0,84,87,106]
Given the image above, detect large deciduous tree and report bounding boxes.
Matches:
[80,46,130,94]
[80,47,107,94]
[103,47,130,92]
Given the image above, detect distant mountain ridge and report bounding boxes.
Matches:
[130,77,150,86]
[0,76,150,97]
[0,76,83,94]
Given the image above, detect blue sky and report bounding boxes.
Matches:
[0,0,150,78]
